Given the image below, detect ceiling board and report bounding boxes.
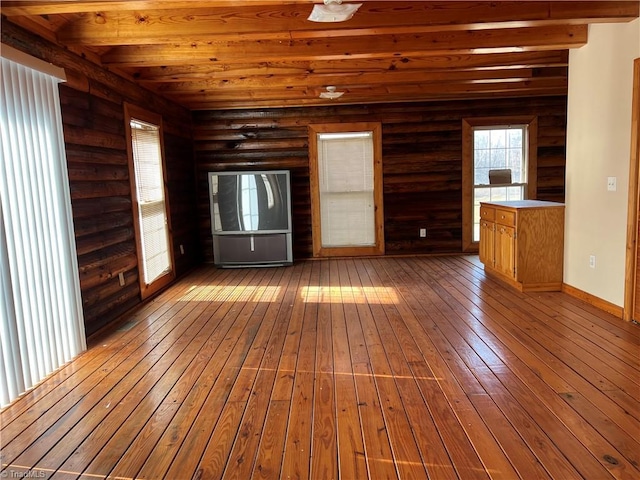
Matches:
[1,1,637,109]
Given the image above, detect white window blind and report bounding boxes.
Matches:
[318,132,375,247]
[129,120,171,285]
[1,54,86,408]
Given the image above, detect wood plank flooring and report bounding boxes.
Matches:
[1,256,639,480]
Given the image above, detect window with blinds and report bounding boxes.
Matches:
[126,106,174,298]
[318,132,375,247]
[309,123,384,257]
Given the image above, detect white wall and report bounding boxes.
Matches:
[565,19,640,306]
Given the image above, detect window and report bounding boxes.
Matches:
[125,104,174,299]
[462,117,537,251]
[472,126,527,241]
[1,48,86,407]
[309,123,384,257]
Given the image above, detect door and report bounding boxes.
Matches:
[479,220,495,267]
[308,123,384,257]
[495,225,516,278]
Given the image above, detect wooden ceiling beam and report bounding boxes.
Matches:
[188,87,568,110]
[169,76,567,101]
[0,1,318,16]
[148,67,571,93]
[51,2,638,46]
[180,83,568,109]
[101,24,588,67]
[130,51,569,82]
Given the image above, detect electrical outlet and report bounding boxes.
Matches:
[118,272,125,286]
[419,228,427,238]
[607,177,617,192]
[589,255,596,269]
[180,244,185,255]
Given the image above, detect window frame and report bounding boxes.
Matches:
[124,103,175,299]
[308,122,385,258]
[462,116,538,252]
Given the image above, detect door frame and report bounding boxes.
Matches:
[308,122,385,258]
[624,57,640,322]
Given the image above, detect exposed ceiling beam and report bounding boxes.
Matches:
[148,67,570,93]
[0,0,318,16]
[184,84,569,109]
[100,24,588,67]
[129,51,569,82]
[49,2,638,46]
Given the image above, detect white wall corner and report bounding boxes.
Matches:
[564,18,640,307]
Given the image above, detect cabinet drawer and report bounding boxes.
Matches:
[479,206,495,221]
[495,209,516,227]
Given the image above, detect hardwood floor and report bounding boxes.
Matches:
[1,256,639,480]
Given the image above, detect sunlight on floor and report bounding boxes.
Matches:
[179,285,282,302]
[178,284,399,304]
[300,286,399,304]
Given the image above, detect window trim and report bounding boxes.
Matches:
[308,122,385,258]
[462,116,538,252]
[124,103,175,299]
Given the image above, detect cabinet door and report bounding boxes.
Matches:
[479,220,495,267]
[214,234,289,265]
[495,225,516,278]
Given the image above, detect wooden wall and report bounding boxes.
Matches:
[2,20,200,336]
[62,84,199,335]
[194,96,566,262]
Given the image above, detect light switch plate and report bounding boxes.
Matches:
[607,176,617,191]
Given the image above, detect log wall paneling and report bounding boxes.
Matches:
[193,96,567,262]
[62,83,198,335]
[56,83,195,336]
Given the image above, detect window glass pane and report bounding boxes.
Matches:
[490,148,506,168]
[474,130,490,149]
[475,167,489,185]
[508,129,523,147]
[490,129,507,148]
[475,149,490,168]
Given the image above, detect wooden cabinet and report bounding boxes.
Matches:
[478,200,565,292]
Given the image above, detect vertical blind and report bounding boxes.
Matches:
[0,54,86,407]
[129,120,171,285]
[318,132,375,247]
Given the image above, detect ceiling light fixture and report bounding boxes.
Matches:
[319,85,345,100]
[308,0,362,23]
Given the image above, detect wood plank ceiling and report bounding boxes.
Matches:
[1,1,639,110]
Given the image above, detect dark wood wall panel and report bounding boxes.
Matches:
[164,131,201,274]
[60,85,140,334]
[60,82,198,336]
[194,96,566,262]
